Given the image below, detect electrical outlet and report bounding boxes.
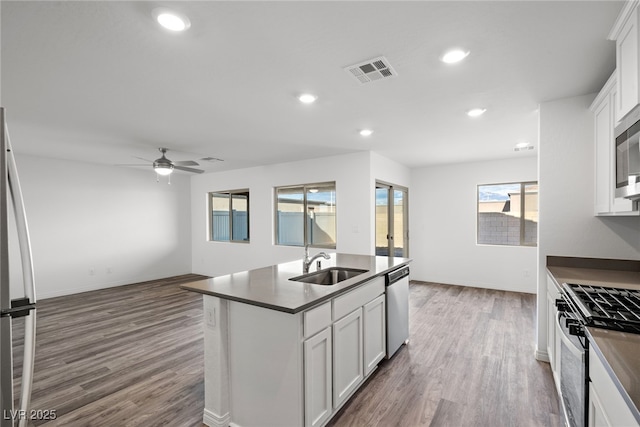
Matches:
[206,308,216,328]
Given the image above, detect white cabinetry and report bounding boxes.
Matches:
[591,72,634,215]
[363,294,386,376]
[304,327,332,427]
[546,274,560,387]
[588,343,639,427]
[332,308,364,408]
[303,274,387,425]
[215,274,389,427]
[330,275,385,410]
[610,1,640,120]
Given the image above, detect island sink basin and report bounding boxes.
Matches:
[290,267,368,285]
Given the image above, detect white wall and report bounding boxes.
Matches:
[191,151,387,277]
[536,94,640,355]
[409,156,538,293]
[9,154,192,299]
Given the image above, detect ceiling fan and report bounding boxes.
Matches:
[123,148,209,175]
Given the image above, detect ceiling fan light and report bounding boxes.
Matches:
[154,164,174,175]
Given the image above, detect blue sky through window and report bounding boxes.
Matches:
[478,183,520,202]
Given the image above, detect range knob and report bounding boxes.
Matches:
[565,317,579,328]
[556,299,568,312]
[569,324,585,337]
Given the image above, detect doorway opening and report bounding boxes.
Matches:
[375,182,408,257]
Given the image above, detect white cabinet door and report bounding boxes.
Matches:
[304,327,332,427]
[591,73,633,215]
[589,383,612,427]
[546,292,557,373]
[588,343,639,427]
[616,5,639,120]
[594,89,614,215]
[363,294,386,376]
[333,308,363,409]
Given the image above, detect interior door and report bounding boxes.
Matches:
[375,183,408,257]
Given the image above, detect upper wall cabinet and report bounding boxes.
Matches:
[610,0,640,121]
[591,72,635,215]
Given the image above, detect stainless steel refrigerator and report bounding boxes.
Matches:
[0,107,37,427]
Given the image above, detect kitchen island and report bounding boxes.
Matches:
[182,253,411,427]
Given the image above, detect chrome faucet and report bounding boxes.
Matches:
[303,244,330,273]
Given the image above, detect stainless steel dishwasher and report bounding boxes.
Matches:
[386,266,410,358]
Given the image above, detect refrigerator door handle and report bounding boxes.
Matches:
[6,124,35,305]
[5,118,37,427]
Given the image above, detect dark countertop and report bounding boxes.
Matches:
[547,255,640,290]
[181,253,411,314]
[587,327,640,424]
[547,256,640,422]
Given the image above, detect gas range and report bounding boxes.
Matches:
[554,282,640,427]
[560,283,640,335]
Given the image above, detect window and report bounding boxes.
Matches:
[275,182,336,248]
[477,182,538,246]
[209,190,249,242]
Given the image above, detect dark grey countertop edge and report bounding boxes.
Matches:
[181,260,412,314]
[585,327,640,425]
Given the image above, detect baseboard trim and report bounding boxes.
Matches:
[535,348,550,362]
[203,408,230,427]
[37,272,197,300]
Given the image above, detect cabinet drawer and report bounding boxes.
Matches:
[304,301,332,339]
[333,276,384,321]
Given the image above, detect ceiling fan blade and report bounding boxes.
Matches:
[175,165,205,174]
[133,156,153,163]
[173,160,199,166]
[115,164,150,167]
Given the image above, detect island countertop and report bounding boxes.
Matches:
[181,253,411,314]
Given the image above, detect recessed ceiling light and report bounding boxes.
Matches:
[359,129,373,137]
[441,49,470,64]
[153,8,191,32]
[298,94,317,104]
[466,108,487,117]
[515,141,530,149]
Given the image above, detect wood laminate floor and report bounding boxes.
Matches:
[10,277,562,426]
[327,282,563,427]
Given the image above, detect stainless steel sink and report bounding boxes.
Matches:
[289,267,368,285]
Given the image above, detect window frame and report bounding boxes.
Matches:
[274,181,337,249]
[476,181,538,247]
[209,189,250,243]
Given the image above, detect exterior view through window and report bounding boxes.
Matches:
[209,190,250,242]
[477,182,538,246]
[275,182,336,248]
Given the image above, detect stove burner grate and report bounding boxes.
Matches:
[563,283,640,333]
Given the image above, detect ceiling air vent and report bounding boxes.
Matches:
[344,56,397,85]
[514,145,534,152]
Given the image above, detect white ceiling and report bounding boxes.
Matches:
[0,1,624,174]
